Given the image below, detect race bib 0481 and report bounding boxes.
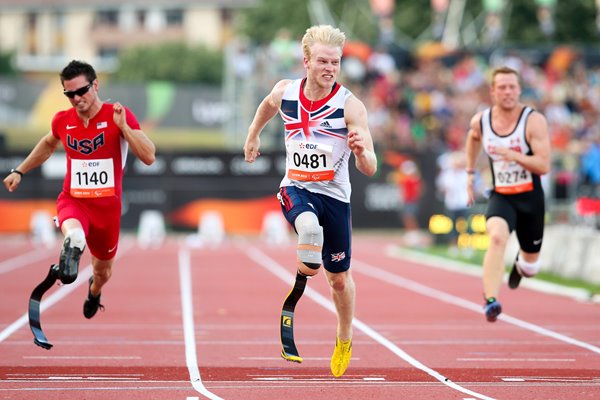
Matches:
[286,140,334,181]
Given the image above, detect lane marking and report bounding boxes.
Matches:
[0,249,54,274]
[245,245,496,400]
[251,376,386,382]
[23,356,142,360]
[353,259,600,356]
[178,248,223,400]
[239,356,342,361]
[501,376,600,383]
[458,358,576,362]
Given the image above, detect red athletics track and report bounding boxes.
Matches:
[0,233,599,399]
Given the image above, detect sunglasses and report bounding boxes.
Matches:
[63,82,93,99]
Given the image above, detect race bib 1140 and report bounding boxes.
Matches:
[70,158,115,198]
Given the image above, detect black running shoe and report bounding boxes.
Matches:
[83,277,104,319]
[58,237,83,285]
[484,297,502,323]
[508,259,522,290]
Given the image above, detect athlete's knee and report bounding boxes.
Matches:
[58,228,86,284]
[295,212,323,247]
[516,255,541,277]
[487,230,509,248]
[92,256,113,282]
[327,270,352,292]
[65,227,86,250]
[295,212,323,275]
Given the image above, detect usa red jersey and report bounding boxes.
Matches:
[51,103,140,199]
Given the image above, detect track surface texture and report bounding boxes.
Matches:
[1,233,599,399]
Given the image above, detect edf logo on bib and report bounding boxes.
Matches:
[299,143,318,150]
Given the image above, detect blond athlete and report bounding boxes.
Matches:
[244,25,377,376]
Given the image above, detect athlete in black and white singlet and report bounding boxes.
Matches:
[480,106,543,196]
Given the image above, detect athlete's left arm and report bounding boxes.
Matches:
[495,111,551,175]
[345,95,377,177]
[113,102,156,166]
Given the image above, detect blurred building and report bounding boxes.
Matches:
[0,0,254,72]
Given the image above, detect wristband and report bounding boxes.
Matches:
[10,168,24,177]
[466,169,476,175]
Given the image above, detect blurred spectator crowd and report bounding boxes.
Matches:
[243,31,600,212]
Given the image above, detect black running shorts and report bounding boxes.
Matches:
[485,188,545,253]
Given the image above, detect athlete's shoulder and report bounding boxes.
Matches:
[52,108,74,121]
[274,79,294,91]
[344,92,366,113]
[271,79,295,105]
[526,108,548,133]
[527,107,546,120]
[469,108,485,128]
[51,108,76,130]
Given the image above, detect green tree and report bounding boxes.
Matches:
[0,51,17,76]
[114,42,223,84]
[237,0,385,44]
[237,0,600,47]
[506,0,600,44]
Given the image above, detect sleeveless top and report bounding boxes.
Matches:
[51,103,140,199]
[481,106,542,195]
[279,78,353,203]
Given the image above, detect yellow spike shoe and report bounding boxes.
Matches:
[330,337,352,377]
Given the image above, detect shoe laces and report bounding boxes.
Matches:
[337,338,352,352]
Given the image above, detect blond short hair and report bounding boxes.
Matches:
[301,25,346,60]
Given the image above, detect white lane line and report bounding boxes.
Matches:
[458,358,575,362]
[178,248,223,400]
[245,245,496,400]
[0,249,55,274]
[353,259,600,356]
[239,356,336,361]
[23,356,142,360]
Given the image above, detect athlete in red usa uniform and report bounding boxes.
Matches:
[3,60,155,319]
[465,66,550,323]
[244,25,377,377]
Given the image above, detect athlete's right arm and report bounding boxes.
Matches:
[243,79,291,163]
[465,112,483,206]
[3,131,60,192]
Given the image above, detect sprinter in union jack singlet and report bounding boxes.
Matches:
[244,25,377,377]
[465,66,551,323]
